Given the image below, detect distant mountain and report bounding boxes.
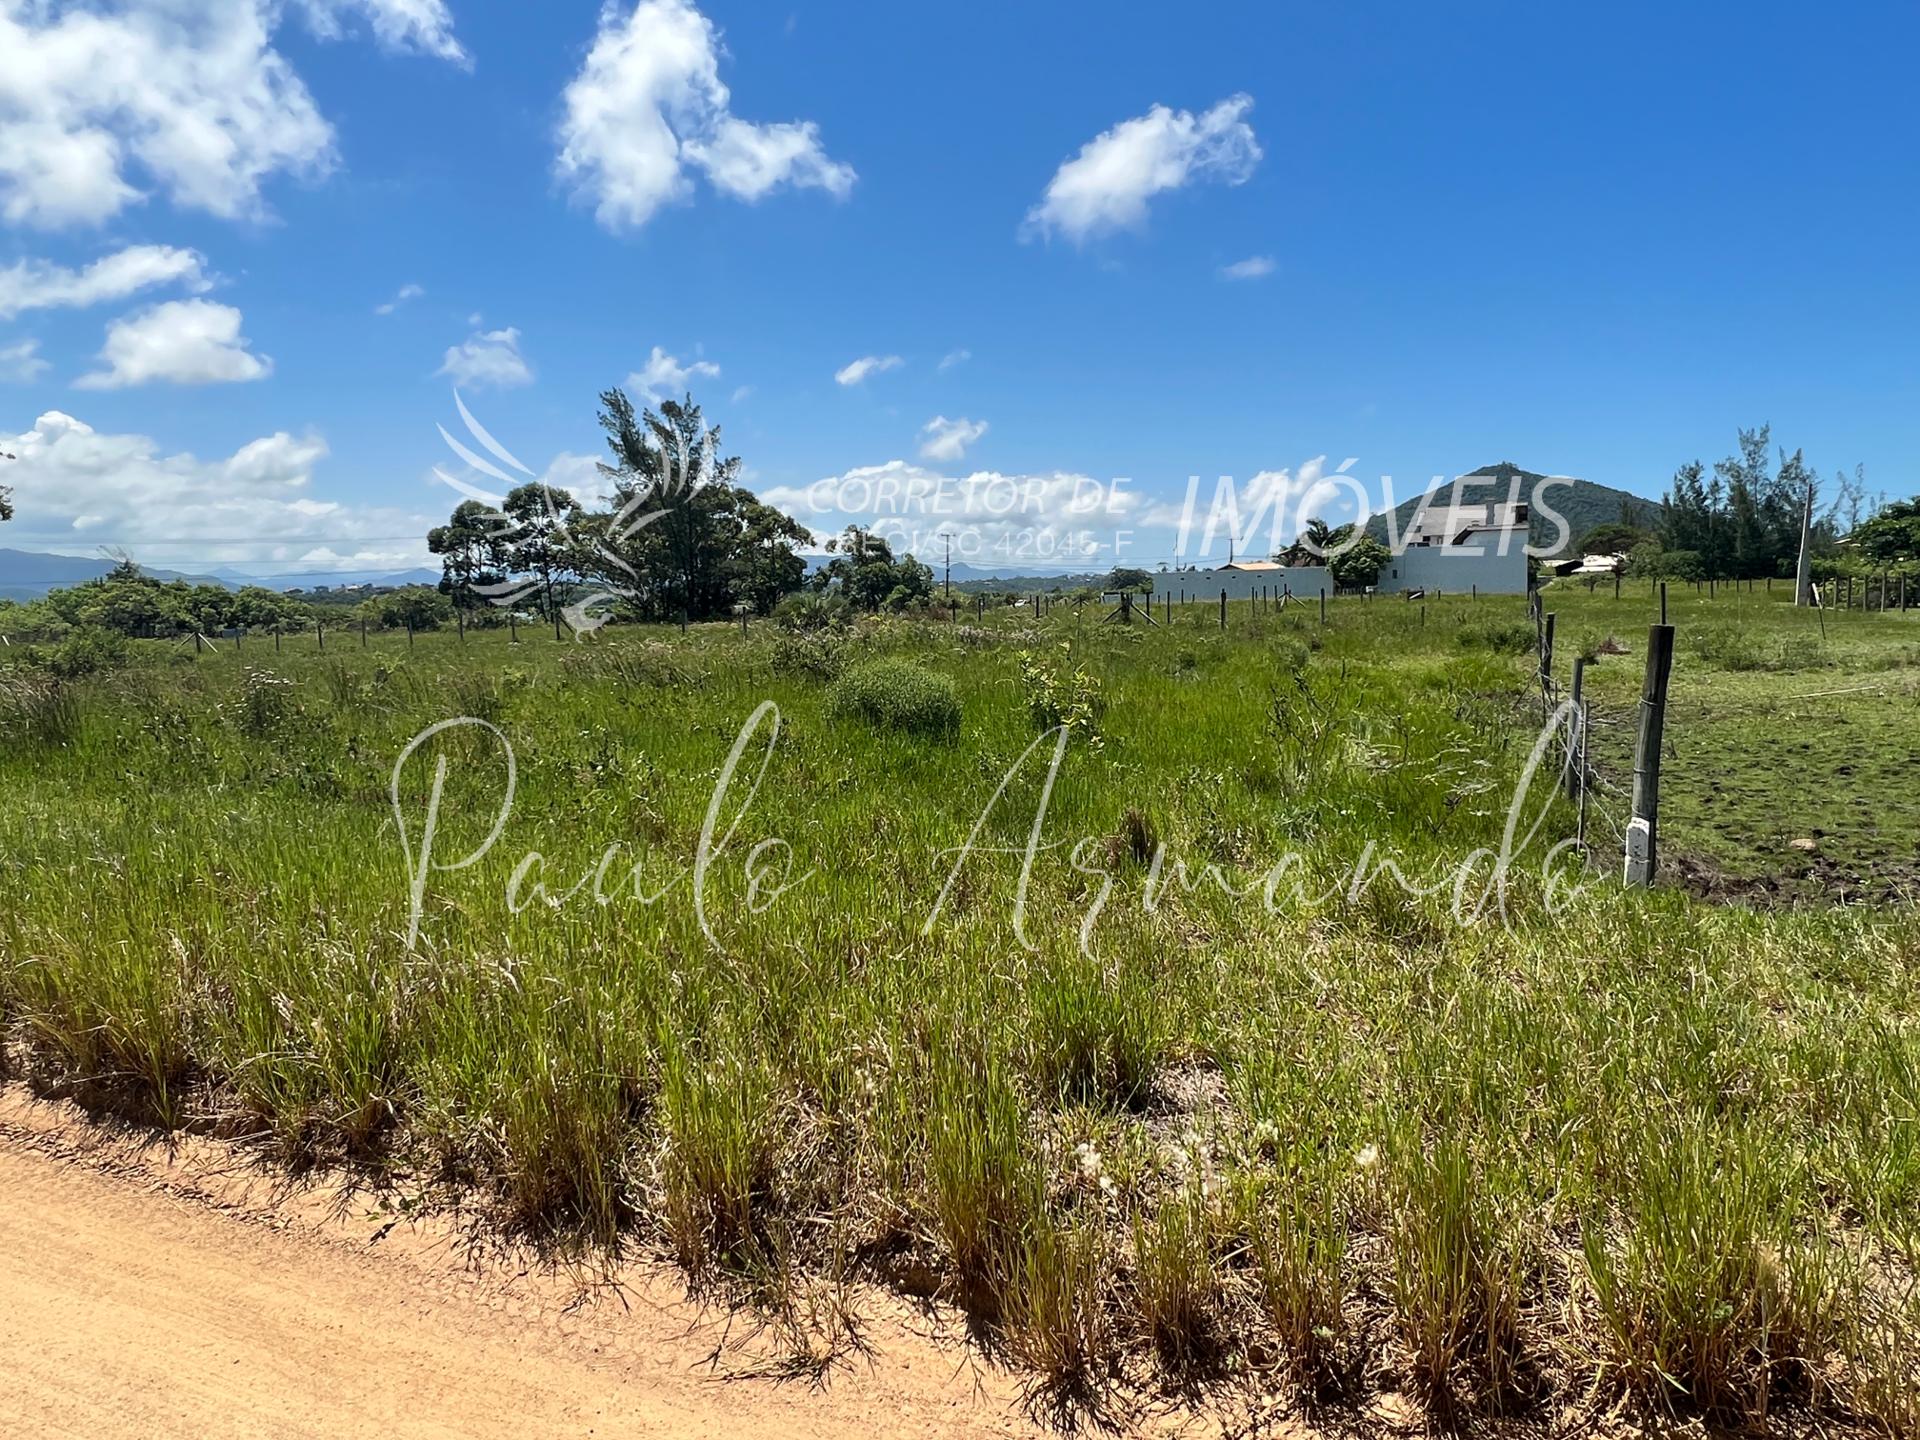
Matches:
[0,548,225,601]
[1364,463,1664,558]
[0,549,440,601]
[261,567,440,592]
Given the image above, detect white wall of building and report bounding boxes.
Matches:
[1153,542,1527,601]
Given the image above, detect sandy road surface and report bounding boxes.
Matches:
[0,1090,1039,1440]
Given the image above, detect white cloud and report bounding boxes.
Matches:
[436,325,532,389]
[629,344,719,402]
[938,347,971,372]
[295,0,467,64]
[918,415,987,463]
[0,244,210,320]
[373,281,424,315]
[834,354,902,386]
[556,0,854,232]
[0,408,438,570]
[75,299,272,389]
[0,0,464,231]
[1219,254,1274,281]
[0,338,49,383]
[1024,94,1261,244]
[730,384,753,404]
[763,459,1141,566]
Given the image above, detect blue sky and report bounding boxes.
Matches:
[1,0,1916,575]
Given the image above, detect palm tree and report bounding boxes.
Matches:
[1274,517,1338,566]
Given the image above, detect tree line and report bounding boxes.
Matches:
[1617,425,1914,582]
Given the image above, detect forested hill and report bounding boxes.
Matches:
[1364,463,1664,556]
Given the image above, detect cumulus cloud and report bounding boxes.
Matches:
[834,353,902,386]
[917,415,987,463]
[75,299,272,389]
[1219,254,1274,280]
[938,347,971,372]
[437,325,533,389]
[556,0,854,232]
[0,408,437,569]
[373,281,424,315]
[0,338,48,382]
[0,0,463,230]
[1024,94,1261,244]
[629,344,719,402]
[0,244,210,320]
[763,459,1141,566]
[295,0,467,63]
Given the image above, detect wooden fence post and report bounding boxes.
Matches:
[1319,588,1327,625]
[316,618,324,651]
[1566,657,1586,801]
[1218,588,1226,629]
[1539,613,1556,714]
[1624,624,1676,887]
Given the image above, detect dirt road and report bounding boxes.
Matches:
[0,1090,1033,1440]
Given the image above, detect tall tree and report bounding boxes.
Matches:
[590,389,809,623]
[428,499,510,616]
[501,483,583,630]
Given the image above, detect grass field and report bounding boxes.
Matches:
[2,587,1917,1431]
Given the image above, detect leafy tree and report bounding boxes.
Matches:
[1329,535,1390,588]
[809,526,934,611]
[1106,566,1153,593]
[361,585,453,631]
[428,499,510,615]
[1852,496,1920,565]
[501,483,581,621]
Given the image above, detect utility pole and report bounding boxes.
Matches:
[1794,473,1815,606]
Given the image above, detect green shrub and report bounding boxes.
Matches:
[773,591,849,633]
[1018,644,1105,747]
[771,626,852,681]
[34,626,129,678]
[230,667,296,737]
[828,658,961,737]
[1454,621,1535,655]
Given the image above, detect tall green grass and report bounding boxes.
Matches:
[1,589,1916,1429]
